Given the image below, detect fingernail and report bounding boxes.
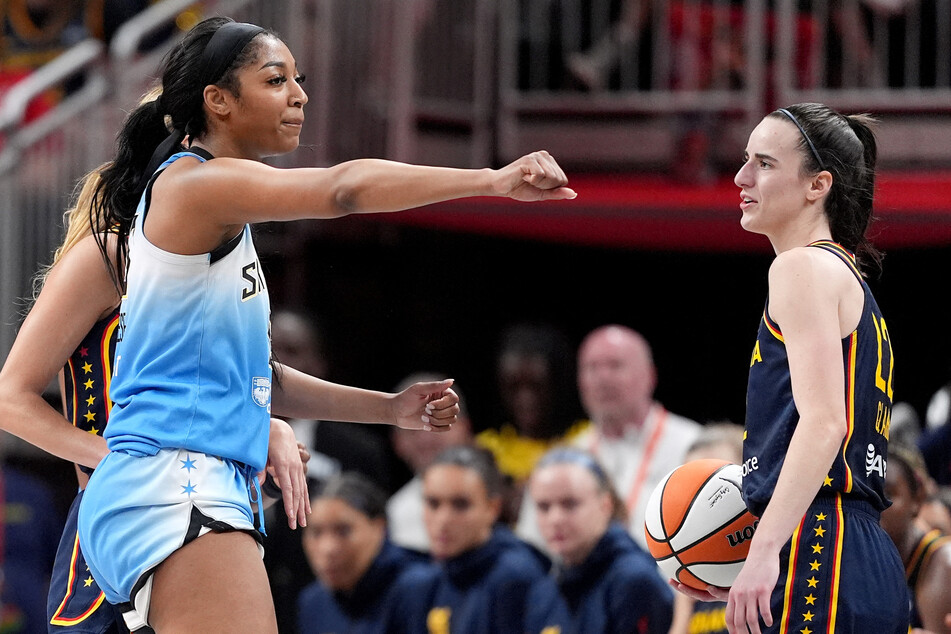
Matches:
[425,404,433,414]
[422,414,430,424]
[423,424,433,432]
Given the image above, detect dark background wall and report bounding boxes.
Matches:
[260,219,951,435]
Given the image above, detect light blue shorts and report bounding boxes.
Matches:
[77,449,262,628]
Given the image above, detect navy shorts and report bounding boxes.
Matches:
[48,490,128,633]
[767,495,908,634]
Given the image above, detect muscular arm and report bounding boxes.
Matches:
[727,248,855,634]
[0,235,118,469]
[146,151,574,255]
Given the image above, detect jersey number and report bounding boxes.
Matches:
[242,262,262,302]
[871,314,894,400]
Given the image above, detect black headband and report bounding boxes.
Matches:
[777,108,826,171]
[537,447,610,488]
[136,22,264,197]
[197,21,266,89]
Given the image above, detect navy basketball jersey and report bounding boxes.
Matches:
[743,241,893,517]
[62,307,120,474]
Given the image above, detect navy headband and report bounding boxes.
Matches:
[197,21,266,89]
[536,447,610,488]
[777,108,826,171]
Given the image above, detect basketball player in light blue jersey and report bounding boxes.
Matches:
[671,103,907,634]
[61,16,575,634]
[0,136,306,633]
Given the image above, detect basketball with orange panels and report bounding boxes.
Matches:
[644,459,758,590]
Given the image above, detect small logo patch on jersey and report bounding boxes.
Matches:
[251,377,271,407]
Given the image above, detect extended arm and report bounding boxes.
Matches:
[0,236,119,469]
[147,151,575,254]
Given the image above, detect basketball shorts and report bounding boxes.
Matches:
[766,495,908,634]
[77,449,263,630]
[48,490,128,633]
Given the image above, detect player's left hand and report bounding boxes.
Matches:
[391,379,459,431]
[669,580,730,602]
[725,546,779,634]
[264,417,311,530]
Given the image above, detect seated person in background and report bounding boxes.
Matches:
[266,307,393,632]
[394,446,561,634]
[387,372,474,552]
[667,421,744,634]
[477,323,588,524]
[880,444,951,634]
[0,460,63,633]
[527,446,673,634]
[519,324,700,549]
[297,472,428,634]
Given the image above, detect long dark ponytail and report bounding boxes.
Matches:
[90,17,270,291]
[769,103,882,274]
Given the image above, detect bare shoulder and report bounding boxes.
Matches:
[44,234,120,315]
[768,247,852,293]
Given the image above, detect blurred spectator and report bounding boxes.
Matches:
[920,380,951,486]
[555,324,701,549]
[387,372,474,553]
[476,322,588,525]
[0,461,64,633]
[264,306,392,634]
[0,0,152,123]
[297,472,429,634]
[880,444,951,634]
[393,445,562,633]
[668,422,744,634]
[527,446,673,634]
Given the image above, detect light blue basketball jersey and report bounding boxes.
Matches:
[106,151,271,471]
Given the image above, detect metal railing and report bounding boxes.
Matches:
[499,0,951,169]
[4,0,951,360]
[773,0,951,111]
[0,39,111,359]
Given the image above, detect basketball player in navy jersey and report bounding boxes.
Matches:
[672,103,907,634]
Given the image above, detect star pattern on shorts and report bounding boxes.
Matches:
[86,395,96,407]
[181,456,197,472]
[809,560,821,571]
[79,347,89,357]
[804,594,817,605]
[813,526,826,538]
[181,481,197,496]
[807,576,818,588]
[82,362,93,374]
[84,576,94,587]
[84,378,94,390]
[801,628,813,634]
[83,411,96,423]
[822,475,833,487]
[812,543,823,554]
[802,611,815,622]
[88,426,99,435]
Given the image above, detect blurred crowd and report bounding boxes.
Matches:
[4,308,949,632]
